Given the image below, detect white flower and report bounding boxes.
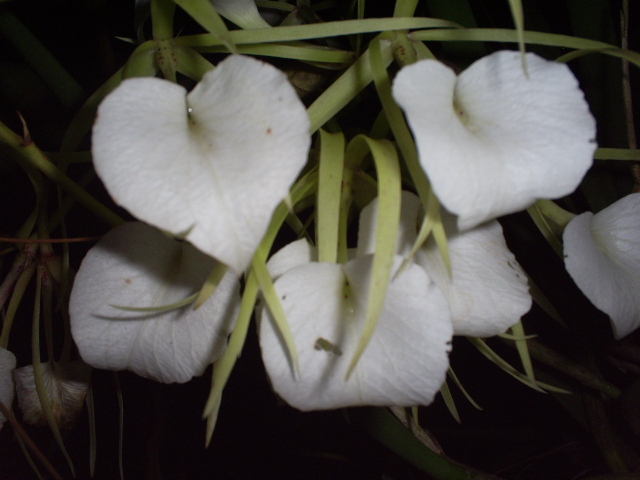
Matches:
[259,231,453,410]
[392,50,597,231]
[13,361,91,429]
[359,192,532,337]
[69,222,240,383]
[0,347,16,430]
[563,193,640,339]
[92,54,310,274]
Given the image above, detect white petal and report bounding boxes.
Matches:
[69,222,240,383]
[259,255,452,410]
[266,238,317,280]
[92,54,310,273]
[392,51,596,230]
[211,0,271,29]
[13,361,91,428]
[564,193,640,339]
[357,191,421,258]
[360,192,531,337]
[0,347,17,430]
[417,214,531,337]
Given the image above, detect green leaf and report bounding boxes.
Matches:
[439,380,461,423]
[307,35,394,133]
[110,292,198,313]
[345,135,401,378]
[196,42,355,64]
[173,17,460,48]
[172,0,238,53]
[194,262,229,308]
[174,46,216,81]
[252,251,300,375]
[510,321,536,383]
[317,129,345,263]
[506,0,527,70]
[468,337,569,394]
[447,366,482,411]
[527,202,564,256]
[203,170,319,442]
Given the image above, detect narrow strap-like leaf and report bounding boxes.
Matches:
[317,129,345,263]
[345,135,401,378]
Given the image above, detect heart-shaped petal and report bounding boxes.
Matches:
[92,54,310,273]
[0,347,16,430]
[266,238,317,281]
[564,193,640,339]
[392,51,596,230]
[69,222,240,383]
[357,190,422,259]
[259,253,452,410]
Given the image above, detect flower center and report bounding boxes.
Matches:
[453,97,469,126]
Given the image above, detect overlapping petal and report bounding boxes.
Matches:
[359,192,531,337]
[92,54,310,273]
[259,241,452,410]
[69,222,240,383]
[417,216,531,337]
[0,347,16,430]
[392,51,597,231]
[564,193,640,339]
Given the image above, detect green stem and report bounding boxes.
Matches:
[307,35,394,133]
[152,0,176,39]
[350,407,504,480]
[534,199,576,230]
[0,121,124,227]
[393,0,419,18]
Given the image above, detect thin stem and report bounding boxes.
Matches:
[534,199,576,230]
[0,121,124,227]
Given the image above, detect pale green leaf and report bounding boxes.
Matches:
[194,262,229,309]
[510,321,536,383]
[317,130,345,263]
[345,136,401,378]
[172,0,237,53]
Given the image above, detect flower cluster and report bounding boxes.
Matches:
[62,48,639,418]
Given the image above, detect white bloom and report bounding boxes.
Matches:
[259,241,453,409]
[92,54,310,273]
[0,347,16,430]
[392,51,597,231]
[69,222,240,383]
[13,361,91,429]
[359,192,531,337]
[563,193,640,339]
